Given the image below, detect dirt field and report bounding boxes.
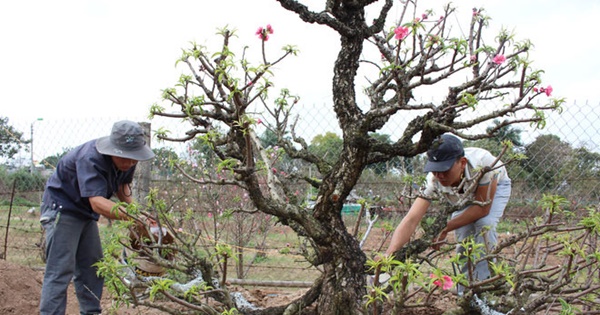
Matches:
[0,258,456,314]
[0,259,328,314]
[0,259,167,314]
[0,219,566,315]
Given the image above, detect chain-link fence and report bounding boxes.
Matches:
[1,99,599,266]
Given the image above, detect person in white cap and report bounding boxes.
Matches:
[384,133,511,294]
[39,120,154,315]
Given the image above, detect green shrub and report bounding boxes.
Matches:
[6,168,47,192]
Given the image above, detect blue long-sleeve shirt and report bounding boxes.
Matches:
[42,139,135,221]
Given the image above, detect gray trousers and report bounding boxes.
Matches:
[40,211,104,315]
[451,179,511,293]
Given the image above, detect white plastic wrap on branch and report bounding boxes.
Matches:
[472,294,506,315]
[231,292,258,311]
[360,207,379,248]
[170,272,206,292]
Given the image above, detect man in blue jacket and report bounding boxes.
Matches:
[39,120,154,315]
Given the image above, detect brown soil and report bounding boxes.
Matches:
[1,221,526,315]
[0,219,456,315]
[0,258,451,315]
[0,259,166,314]
[0,259,314,315]
[0,260,43,314]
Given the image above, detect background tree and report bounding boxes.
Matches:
[39,148,71,170]
[522,134,573,191]
[145,2,562,314]
[573,147,600,201]
[150,146,179,179]
[571,147,600,180]
[464,119,524,156]
[365,132,403,175]
[0,117,28,161]
[259,128,280,148]
[308,132,343,166]
[487,119,523,146]
[554,145,600,205]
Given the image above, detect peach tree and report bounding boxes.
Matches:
[102,1,565,314]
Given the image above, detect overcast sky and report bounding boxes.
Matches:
[2,0,599,158]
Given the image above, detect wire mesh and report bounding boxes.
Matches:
[1,99,599,265]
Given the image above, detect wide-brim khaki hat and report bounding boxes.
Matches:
[96,120,155,161]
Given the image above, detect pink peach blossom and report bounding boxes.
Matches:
[394,26,410,40]
[256,25,273,41]
[430,273,453,290]
[492,54,506,65]
[441,275,453,290]
[544,85,553,96]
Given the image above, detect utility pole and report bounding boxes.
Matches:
[30,118,43,173]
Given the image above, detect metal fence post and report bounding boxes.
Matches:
[133,122,152,208]
[2,180,17,260]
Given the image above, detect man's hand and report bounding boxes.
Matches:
[431,228,449,250]
[139,213,157,226]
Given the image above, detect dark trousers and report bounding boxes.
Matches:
[40,212,104,315]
